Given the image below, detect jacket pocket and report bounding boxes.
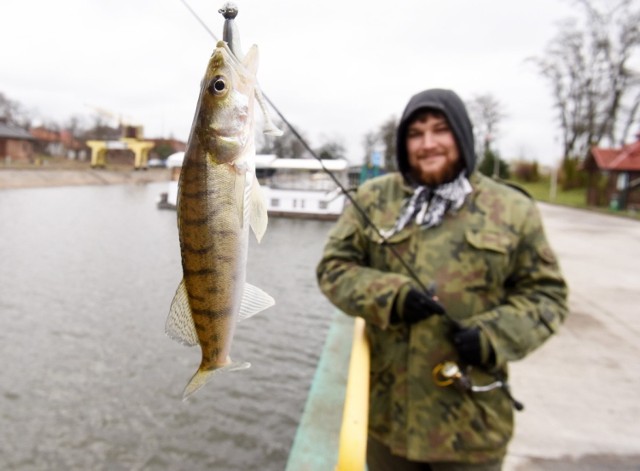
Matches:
[465,229,511,254]
[454,368,514,452]
[463,229,512,290]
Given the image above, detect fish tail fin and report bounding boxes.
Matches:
[182,360,251,401]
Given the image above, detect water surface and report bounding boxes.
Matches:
[0,182,336,470]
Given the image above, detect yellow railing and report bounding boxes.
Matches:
[335,317,370,471]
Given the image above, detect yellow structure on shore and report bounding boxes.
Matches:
[87,126,154,170]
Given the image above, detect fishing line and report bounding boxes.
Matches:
[179,0,220,42]
[178,0,433,296]
[261,95,434,296]
[178,1,525,411]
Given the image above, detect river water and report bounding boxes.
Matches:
[0,182,337,470]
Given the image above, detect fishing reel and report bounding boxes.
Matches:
[432,361,524,411]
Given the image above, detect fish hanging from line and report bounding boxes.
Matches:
[166,39,277,400]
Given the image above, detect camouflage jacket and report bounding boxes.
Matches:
[316,172,568,463]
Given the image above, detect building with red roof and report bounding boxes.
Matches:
[29,126,88,160]
[584,135,640,209]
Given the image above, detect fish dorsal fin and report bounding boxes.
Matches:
[242,44,259,76]
[249,174,268,242]
[235,41,282,136]
[238,282,275,321]
[165,279,199,346]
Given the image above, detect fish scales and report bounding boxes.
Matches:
[181,164,242,357]
[166,40,274,400]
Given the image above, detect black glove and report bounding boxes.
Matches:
[391,287,445,325]
[452,326,494,367]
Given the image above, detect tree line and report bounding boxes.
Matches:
[0,93,138,143]
[3,0,638,168]
[532,0,640,159]
[363,0,639,180]
[0,91,349,161]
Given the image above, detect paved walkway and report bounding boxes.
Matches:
[504,204,640,470]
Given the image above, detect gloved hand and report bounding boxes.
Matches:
[452,326,495,367]
[391,287,445,325]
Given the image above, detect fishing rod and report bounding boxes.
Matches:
[180,1,524,411]
[181,0,433,297]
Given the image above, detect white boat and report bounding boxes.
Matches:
[157,152,349,220]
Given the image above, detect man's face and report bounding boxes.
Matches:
[406,112,461,186]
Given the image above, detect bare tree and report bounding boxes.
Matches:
[466,93,507,157]
[379,116,398,171]
[64,115,89,140]
[82,115,121,140]
[467,94,508,178]
[362,115,398,170]
[315,135,347,160]
[532,0,640,160]
[0,92,33,128]
[256,119,309,158]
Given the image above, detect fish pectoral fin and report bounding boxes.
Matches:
[249,176,268,243]
[165,279,199,347]
[238,282,275,321]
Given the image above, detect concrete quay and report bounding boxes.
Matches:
[504,203,640,470]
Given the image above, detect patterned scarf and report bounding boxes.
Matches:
[381,172,472,239]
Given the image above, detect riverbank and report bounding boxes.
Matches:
[0,167,171,190]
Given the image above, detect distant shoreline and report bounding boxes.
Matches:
[0,167,171,190]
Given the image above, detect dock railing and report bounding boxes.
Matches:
[335,317,370,471]
[284,313,370,471]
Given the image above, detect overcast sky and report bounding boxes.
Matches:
[1,0,579,166]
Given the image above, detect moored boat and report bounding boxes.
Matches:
[157,152,350,220]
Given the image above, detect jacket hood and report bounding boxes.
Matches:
[396,88,476,182]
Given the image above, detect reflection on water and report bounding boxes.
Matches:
[0,182,336,470]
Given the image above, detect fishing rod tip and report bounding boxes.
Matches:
[219,2,238,19]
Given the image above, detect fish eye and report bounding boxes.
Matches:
[208,76,226,95]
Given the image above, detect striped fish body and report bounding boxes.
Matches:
[179,158,247,367]
[166,41,273,400]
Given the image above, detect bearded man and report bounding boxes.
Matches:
[316,88,568,471]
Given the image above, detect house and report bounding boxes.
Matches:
[0,121,36,163]
[59,130,88,160]
[29,126,88,160]
[29,126,65,157]
[584,135,640,209]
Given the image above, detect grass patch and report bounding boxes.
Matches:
[510,179,586,207]
[509,177,640,221]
